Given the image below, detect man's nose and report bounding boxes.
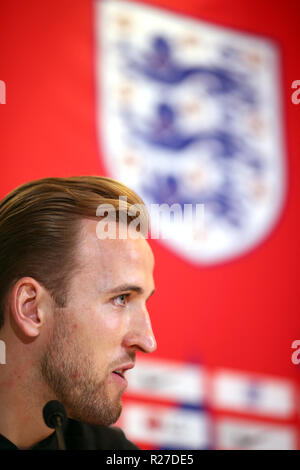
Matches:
[122,307,157,354]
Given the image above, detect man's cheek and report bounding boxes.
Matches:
[96,309,125,335]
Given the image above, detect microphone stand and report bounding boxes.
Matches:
[43,400,67,450]
[54,414,66,450]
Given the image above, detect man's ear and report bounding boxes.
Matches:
[10,277,46,338]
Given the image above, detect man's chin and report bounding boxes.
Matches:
[67,401,123,427]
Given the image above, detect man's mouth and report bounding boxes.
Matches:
[111,363,134,387]
[112,370,125,379]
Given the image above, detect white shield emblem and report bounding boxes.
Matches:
[95,0,286,264]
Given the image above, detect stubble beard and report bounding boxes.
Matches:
[39,310,122,427]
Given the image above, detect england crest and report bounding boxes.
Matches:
[95,0,286,264]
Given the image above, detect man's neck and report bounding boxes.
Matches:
[0,361,55,448]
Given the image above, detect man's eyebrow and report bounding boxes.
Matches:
[103,284,155,299]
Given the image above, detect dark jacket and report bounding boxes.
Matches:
[0,418,139,450]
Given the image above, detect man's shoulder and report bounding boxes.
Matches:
[65,418,139,450]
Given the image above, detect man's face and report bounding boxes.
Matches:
[40,218,156,426]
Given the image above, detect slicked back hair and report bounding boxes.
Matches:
[0,175,148,329]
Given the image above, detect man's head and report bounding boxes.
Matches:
[0,176,156,426]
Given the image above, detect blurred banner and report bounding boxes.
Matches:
[0,0,300,449]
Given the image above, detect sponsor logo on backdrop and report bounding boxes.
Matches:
[120,357,209,449]
[126,357,205,404]
[216,418,297,450]
[122,403,210,449]
[212,369,295,418]
[96,0,285,264]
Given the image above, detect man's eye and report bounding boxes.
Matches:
[113,294,130,307]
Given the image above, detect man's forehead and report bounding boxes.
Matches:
[78,218,155,268]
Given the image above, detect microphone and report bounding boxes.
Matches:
[43,400,67,450]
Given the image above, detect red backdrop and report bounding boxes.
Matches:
[0,0,299,449]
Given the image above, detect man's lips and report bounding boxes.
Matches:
[111,363,135,386]
[111,363,135,379]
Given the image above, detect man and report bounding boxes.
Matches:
[0,175,157,450]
